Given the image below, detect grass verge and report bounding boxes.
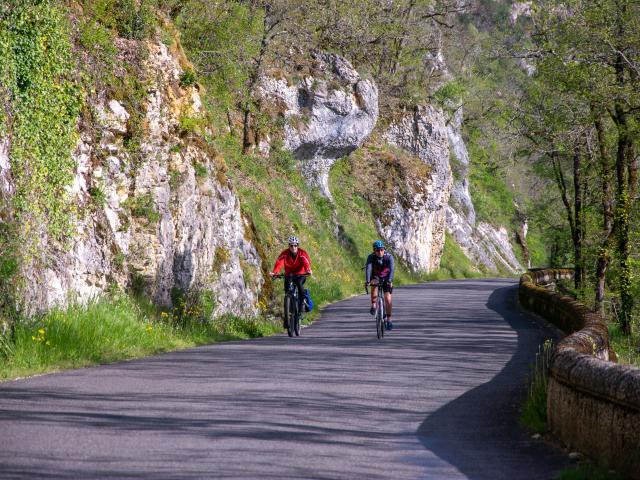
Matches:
[0,291,278,381]
[608,322,640,367]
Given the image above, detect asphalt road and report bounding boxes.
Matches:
[0,279,569,479]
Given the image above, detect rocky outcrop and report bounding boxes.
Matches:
[15,42,262,317]
[381,105,452,272]
[445,111,523,274]
[259,52,378,197]
[0,140,12,198]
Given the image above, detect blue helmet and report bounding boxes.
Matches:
[372,240,385,250]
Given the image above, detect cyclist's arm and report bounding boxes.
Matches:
[271,253,286,276]
[388,255,395,283]
[365,258,372,284]
[301,254,311,274]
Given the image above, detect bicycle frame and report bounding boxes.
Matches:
[273,274,310,337]
[366,279,387,339]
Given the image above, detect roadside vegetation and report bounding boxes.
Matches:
[0,290,278,380]
[520,339,553,434]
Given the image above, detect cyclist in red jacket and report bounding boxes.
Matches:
[270,236,313,328]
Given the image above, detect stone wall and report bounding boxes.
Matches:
[519,269,640,478]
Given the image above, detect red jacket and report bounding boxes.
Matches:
[271,248,311,275]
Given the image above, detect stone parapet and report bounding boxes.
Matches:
[519,269,640,478]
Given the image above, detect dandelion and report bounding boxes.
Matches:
[38,328,45,335]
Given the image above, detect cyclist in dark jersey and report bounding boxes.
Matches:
[365,240,395,330]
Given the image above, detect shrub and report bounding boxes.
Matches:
[84,0,157,40]
[179,68,197,88]
[125,193,160,223]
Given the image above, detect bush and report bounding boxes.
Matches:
[84,0,157,40]
[179,68,197,87]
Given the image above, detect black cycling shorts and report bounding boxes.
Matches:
[372,278,393,293]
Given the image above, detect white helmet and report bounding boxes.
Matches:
[288,236,299,245]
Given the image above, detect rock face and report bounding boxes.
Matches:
[445,111,523,274]
[381,105,452,272]
[13,42,262,317]
[259,52,378,197]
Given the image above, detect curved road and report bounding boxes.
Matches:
[0,279,568,479]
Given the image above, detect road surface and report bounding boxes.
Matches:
[0,279,569,479]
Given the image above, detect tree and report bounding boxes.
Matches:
[518,0,640,333]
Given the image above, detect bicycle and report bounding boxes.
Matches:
[273,274,310,337]
[365,279,387,339]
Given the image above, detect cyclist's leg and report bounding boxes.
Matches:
[295,276,306,315]
[383,280,393,328]
[370,278,379,314]
[283,276,292,328]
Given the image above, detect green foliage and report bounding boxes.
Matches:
[81,0,157,40]
[176,0,263,113]
[0,291,278,379]
[467,127,516,229]
[88,186,107,208]
[78,17,117,66]
[125,193,160,223]
[270,141,296,173]
[169,287,216,326]
[178,114,201,136]
[436,234,482,279]
[607,322,640,367]
[521,339,553,434]
[179,68,197,87]
[193,162,208,178]
[1,0,83,242]
[433,79,467,111]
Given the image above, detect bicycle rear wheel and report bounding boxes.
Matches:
[285,295,294,337]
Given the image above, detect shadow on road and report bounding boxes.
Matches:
[416,284,568,480]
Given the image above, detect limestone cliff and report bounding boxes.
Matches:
[258,52,378,198]
[381,106,452,272]
[3,41,262,317]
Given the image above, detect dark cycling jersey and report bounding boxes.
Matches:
[365,252,395,284]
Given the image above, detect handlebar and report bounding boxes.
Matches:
[272,273,312,279]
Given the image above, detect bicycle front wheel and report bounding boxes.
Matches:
[294,310,301,336]
[376,307,383,339]
[285,295,294,337]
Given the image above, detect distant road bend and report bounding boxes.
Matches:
[0,279,568,479]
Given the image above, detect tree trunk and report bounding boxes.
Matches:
[573,147,584,290]
[593,110,613,314]
[242,4,272,154]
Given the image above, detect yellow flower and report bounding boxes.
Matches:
[146,325,153,331]
[38,328,45,335]
[31,336,36,341]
